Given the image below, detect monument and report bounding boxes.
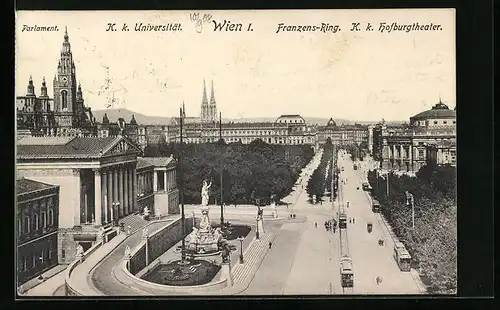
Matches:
[185,179,225,255]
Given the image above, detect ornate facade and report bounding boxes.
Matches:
[373,100,456,173]
[16,28,97,137]
[316,118,369,149]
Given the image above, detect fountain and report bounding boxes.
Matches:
[185,179,226,256]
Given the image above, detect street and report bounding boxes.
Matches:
[336,152,421,294]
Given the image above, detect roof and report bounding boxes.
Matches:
[138,156,175,168]
[136,157,155,170]
[410,101,456,121]
[17,178,58,195]
[17,136,141,159]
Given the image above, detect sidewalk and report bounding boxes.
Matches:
[20,264,68,296]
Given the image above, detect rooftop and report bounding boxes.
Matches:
[17,178,58,196]
[138,156,175,168]
[410,100,456,121]
[17,136,141,159]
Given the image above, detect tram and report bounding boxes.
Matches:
[372,199,381,213]
[393,241,412,272]
[340,255,354,288]
[339,204,347,229]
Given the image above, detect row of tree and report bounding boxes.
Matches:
[144,139,314,205]
[344,142,368,162]
[367,164,457,294]
[306,139,335,203]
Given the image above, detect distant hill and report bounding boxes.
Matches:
[91,109,404,126]
[91,109,172,125]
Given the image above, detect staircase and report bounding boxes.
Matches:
[231,232,276,286]
[118,214,150,234]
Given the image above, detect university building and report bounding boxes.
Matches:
[16,28,97,138]
[16,135,179,264]
[372,100,456,173]
[165,82,318,148]
[17,178,60,285]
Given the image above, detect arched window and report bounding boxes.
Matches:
[61,90,68,110]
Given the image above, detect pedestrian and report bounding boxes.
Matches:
[315,222,317,228]
[269,242,272,249]
[349,218,352,224]
[353,218,355,224]
[333,227,336,233]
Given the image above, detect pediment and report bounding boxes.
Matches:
[102,136,142,156]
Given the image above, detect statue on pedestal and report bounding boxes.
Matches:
[142,227,149,239]
[221,241,231,264]
[201,179,212,207]
[124,245,131,259]
[76,244,84,262]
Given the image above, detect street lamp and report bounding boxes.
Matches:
[405,191,415,229]
[237,236,244,263]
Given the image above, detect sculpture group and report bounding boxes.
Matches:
[185,179,225,255]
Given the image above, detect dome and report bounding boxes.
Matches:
[326,117,337,127]
[410,100,456,121]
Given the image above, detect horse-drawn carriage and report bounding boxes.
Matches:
[367,222,372,233]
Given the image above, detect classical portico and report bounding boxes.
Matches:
[17,135,142,263]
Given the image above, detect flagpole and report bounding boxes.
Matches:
[180,105,186,262]
[219,112,224,231]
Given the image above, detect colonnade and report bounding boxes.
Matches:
[93,163,137,226]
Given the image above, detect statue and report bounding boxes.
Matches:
[76,244,84,259]
[124,245,131,258]
[221,242,231,263]
[142,227,149,239]
[201,179,212,207]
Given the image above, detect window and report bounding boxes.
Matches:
[61,249,65,259]
[24,216,30,234]
[418,150,424,158]
[443,121,447,124]
[453,121,456,124]
[40,250,44,264]
[18,218,22,236]
[61,90,68,110]
[34,213,39,231]
[433,121,438,125]
[41,212,46,228]
[32,253,36,268]
[49,209,54,226]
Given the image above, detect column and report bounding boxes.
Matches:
[399,144,404,171]
[409,143,413,172]
[132,166,138,213]
[94,169,102,226]
[123,167,129,216]
[113,168,118,221]
[119,166,125,217]
[106,169,112,223]
[128,166,134,214]
[164,169,168,191]
[73,169,81,226]
[153,171,158,192]
[101,169,107,224]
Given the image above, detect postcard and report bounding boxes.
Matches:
[15,9,456,297]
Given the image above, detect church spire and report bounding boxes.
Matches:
[40,76,48,97]
[210,80,216,105]
[61,26,71,54]
[27,75,35,96]
[202,79,208,105]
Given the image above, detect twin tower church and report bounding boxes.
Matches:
[16,27,220,137]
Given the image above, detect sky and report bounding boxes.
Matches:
[15,9,455,121]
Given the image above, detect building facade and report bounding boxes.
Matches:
[16,135,178,264]
[17,178,60,285]
[16,28,97,137]
[374,100,456,173]
[316,118,369,149]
